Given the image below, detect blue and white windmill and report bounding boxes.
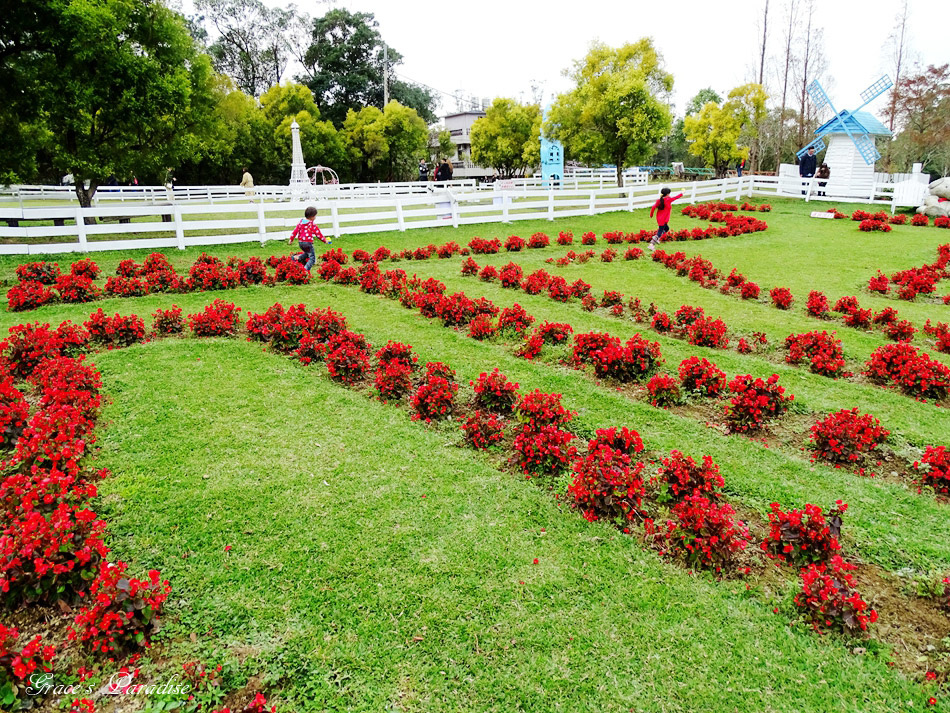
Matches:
[797,76,893,197]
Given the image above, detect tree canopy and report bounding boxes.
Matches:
[546,40,673,185]
[682,83,766,177]
[470,99,542,178]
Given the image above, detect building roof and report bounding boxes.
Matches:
[443,111,486,119]
[815,110,892,137]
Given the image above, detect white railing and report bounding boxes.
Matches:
[0,177,759,255]
[0,180,480,207]
[750,174,926,212]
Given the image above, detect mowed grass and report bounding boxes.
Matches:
[3,197,950,711]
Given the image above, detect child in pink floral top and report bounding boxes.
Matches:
[288,206,330,270]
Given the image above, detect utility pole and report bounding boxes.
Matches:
[383,44,389,106]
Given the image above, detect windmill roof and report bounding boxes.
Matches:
[816,110,892,137]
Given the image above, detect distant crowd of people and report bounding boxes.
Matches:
[419,158,454,182]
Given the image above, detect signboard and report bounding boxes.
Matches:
[494,179,515,191]
[810,211,835,219]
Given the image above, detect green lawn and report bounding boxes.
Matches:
[4,197,950,712]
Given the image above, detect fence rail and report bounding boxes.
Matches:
[0,172,928,256]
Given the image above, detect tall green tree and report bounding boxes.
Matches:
[0,0,217,204]
[342,106,389,182]
[381,102,428,181]
[299,9,436,126]
[546,40,674,186]
[469,99,542,178]
[683,102,745,177]
[196,0,295,97]
[429,127,455,162]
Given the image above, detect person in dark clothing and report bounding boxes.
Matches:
[418,159,428,181]
[436,158,453,182]
[816,163,830,196]
[736,158,745,177]
[799,147,817,195]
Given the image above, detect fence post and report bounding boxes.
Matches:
[627,187,634,212]
[690,182,697,203]
[451,198,459,228]
[257,202,267,245]
[548,191,555,221]
[588,192,596,215]
[396,199,406,231]
[330,205,341,238]
[719,180,727,200]
[74,207,88,252]
[502,193,511,223]
[173,205,186,250]
[735,178,742,199]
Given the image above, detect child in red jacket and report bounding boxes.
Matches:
[649,187,684,251]
[288,205,331,270]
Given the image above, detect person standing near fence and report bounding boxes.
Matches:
[240,167,255,202]
[799,147,817,195]
[418,158,428,182]
[815,163,830,197]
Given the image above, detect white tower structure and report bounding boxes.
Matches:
[289,120,309,190]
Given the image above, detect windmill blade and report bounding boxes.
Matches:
[855,75,893,112]
[806,80,834,115]
[796,137,826,159]
[852,133,882,165]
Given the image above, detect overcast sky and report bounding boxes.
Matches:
[305,0,947,120]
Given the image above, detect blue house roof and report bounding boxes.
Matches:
[815,110,892,137]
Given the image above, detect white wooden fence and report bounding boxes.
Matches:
[0,177,759,255]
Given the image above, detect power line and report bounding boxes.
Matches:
[390,70,484,113]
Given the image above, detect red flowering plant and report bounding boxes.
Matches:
[740,281,760,300]
[686,316,730,348]
[69,561,171,654]
[499,263,524,289]
[497,304,535,336]
[624,247,644,260]
[842,308,872,329]
[522,269,551,295]
[858,219,891,232]
[268,304,318,353]
[0,378,29,447]
[471,369,519,415]
[557,230,574,245]
[436,242,460,259]
[410,374,458,422]
[0,625,56,707]
[609,303,624,317]
[882,319,916,342]
[188,301,241,338]
[527,232,550,248]
[769,286,794,309]
[317,260,342,281]
[725,268,746,288]
[325,334,371,385]
[888,214,908,225]
[57,275,103,303]
[187,261,240,291]
[784,331,846,377]
[84,309,146,348]
[468,314,496,340]
[761,501,846,566]
[865,343,950,400]
[234,257,267,285]
[569,279,591,297]
[678,357,727,397]
[374,361,413,402]
[794,555,877,634]
[535,322,573,346]
[246,304,285,343]
[577,231,595,245]
[805,290,830,318]
[103,276,149,298]
[512,425,576,478]
[478,265,498,282]
[436,292,477,328]
[152,306,184,335]
[460,257,479,276]
[600,291,623,308]
[651,312,673,333]
[810,409,889,464]
[515,389,574,431]
[468,237,501,254]
[320,247,348,264]
[580,295,597,312]
[724,373,792,432]
[547,276,572,302]
[914,445,950,494]
[0,323,65,377]
[588,426,644,456]
[936,216,950,229]
[375,341,418,371]
[911,214,929,227]
[646,373,682,408]
[868,272,890,294]
[924,320,950,353]
[568,444,645,524]
[649,495,749,574]
[851,210,871,221]
[7,281,56,312]
[600,248,617,262]
[832,295,859,314]
[274,259,311,285]
[505,235,526,252]
[16,262,61,285]
[460,410,505,450]
[673,305,705,327]
[656,450,724,502]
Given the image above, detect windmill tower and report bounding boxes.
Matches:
[540,103,563,188]
[289,120,309,197]
[796,76,893,199]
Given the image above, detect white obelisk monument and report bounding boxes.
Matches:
[289,119,309,198]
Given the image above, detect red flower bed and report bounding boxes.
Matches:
[468,314,496,340]
[882,319,916,342]
[588,426,644,456]
[187,260,240,291]
[911,214,929,227]
[842,308,872,329]
[84,309,146,347]
[858,219,891,232]
[7,281,56,312]
[806,290,830,318]
[678,357,726,396]
[468,238,502,254]
[69,259,101,280]
[649,495,749,573]
[69,561,170,654]
[868,272,890,294]
[685,316,729,348]
[274,259,311,285]
[866,343,950,400]
[784,331,846,377]
[317,260,342,281]
[657,450,724,501]
[16,262,61,285]
[325,335,371,385]
[460,257,479,276]
[889,214,908,225]
[515,389,574,430]
[624,247,644,260]
[936,216,950,229]
[528,232,550,249]
[810,409,889,464]
[505,235,526,252]
[581,232,597,245]
[724,373,792,432]
[651,312,673,332]
[833,295,859,314]
[851,210,871,221]
[568,445,645,524]
[499,263,523,289]
[761,502,846,565]
[374,361,413,402]
[497,304,535,335]
[512,425,576,477]
[535,321,573,345]
[673,305,704,326]
[188,300,241,337]
[461,410,505,449]
[547,276,572,302]
[915,445,950,493]
[795,556,877,633]
[103,276,149,299]
[740,281,760,300]
[600,248,617,262]
[0,625,55,707]
[152,306,184,334]
[57,275,103,303]
[521,269,551,295]
[769,286,793,309]
[646,373,681,408]
[478,265,498,282]
[557,231,574,245]
[600,290,623,308]
[472,369,520,414]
